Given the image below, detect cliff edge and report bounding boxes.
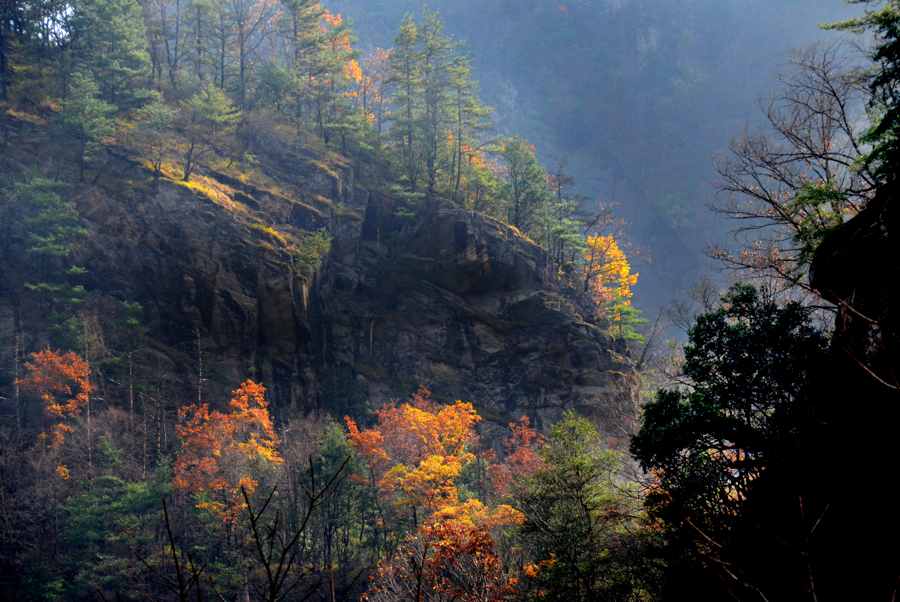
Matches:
[0,110,639,437]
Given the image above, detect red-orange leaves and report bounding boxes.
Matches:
[488,415,545,497]
[17,350,93,451]
[346,387,480,513]
[174,380,283,523]
[354,389,535,601]
[365,510,523,602]
[345,417,390,486]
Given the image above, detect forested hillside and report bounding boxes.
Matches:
[0,0,651,598]
[0,0,898,600]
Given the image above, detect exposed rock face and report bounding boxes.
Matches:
[320,193,639,437]
[73,179,318,407]
[806,183,900,601]
[810,184,899,390]
[0,111,639,436]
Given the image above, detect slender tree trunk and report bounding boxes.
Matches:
[195,326,203,404]
[195,7,203,80]
[238,31,246,107]
[128,351,134,427]
[218,15,227,89]
[142,395,147,478]
[156,397,162,457]
[13,313,22,432]
[0,16,9,102]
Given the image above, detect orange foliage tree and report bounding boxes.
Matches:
[17,350,94,478]
[486,415,545,498]
[348,387,532,602]
[344,47,393,130]
[364,503,524,602]
[346,387,480,519]
[174,380,283,523]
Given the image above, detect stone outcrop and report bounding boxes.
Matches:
[804,182,900,601]
[0,111,639,437]
[321,193,639,438]
[810,183,899,391]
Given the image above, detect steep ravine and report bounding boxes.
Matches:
[0,111,639,438]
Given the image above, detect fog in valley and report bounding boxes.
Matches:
[332,0,861,312]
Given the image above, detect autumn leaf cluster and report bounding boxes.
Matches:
[174,380,283,523]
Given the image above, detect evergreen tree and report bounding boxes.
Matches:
[315,11,358,143]
[416,9,462,194]
[136,98,178,178]
[446,52,491,202]
[185,0,215,83]
[828,1,900,182]
[386,9,490,198]
[500,136,550,235]
[539,157,584,263]
[69,0,151,107]
[387,13,423,190]
[516,411,659,602]
[279,0,325,71]
[58,73,116,181]
[179,84,240,180]
[207,0,234,90]
[630,284,829,600]
[0,0,26,100]
[254,56,297,112]
[0,170,88,312]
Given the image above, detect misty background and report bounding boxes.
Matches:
[329,0,862,314]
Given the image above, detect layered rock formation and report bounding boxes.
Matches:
[321,193,638,437]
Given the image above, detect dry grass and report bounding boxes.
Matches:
[250,220,289,246]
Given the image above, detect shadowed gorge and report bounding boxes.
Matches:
[0,0,898,600]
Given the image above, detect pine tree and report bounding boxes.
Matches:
[387,9,491,199]
[500,136,550,235]
[184,0,214,83]
[136,98,178,178]
[0,0,25,100]
[316,11,358,143]
[179,84,240,180]
[279,0,325,74]
[417,9,462,195]
[387,13,423,190]
[446,54,491,202]
[828,1,900,181]
[69,0,151,107]
[58,73,116,181]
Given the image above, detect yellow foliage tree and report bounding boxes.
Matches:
[581,234,646,340]
[346,387,480,517]
[350,387,527,602]
[582,235,637,305]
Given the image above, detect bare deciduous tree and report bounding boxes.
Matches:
[709,39,878,301]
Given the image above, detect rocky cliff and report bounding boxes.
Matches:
[810,182,899,392]
[0,110,638,437]
[803,181,900,600]
[322,192,638,438]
